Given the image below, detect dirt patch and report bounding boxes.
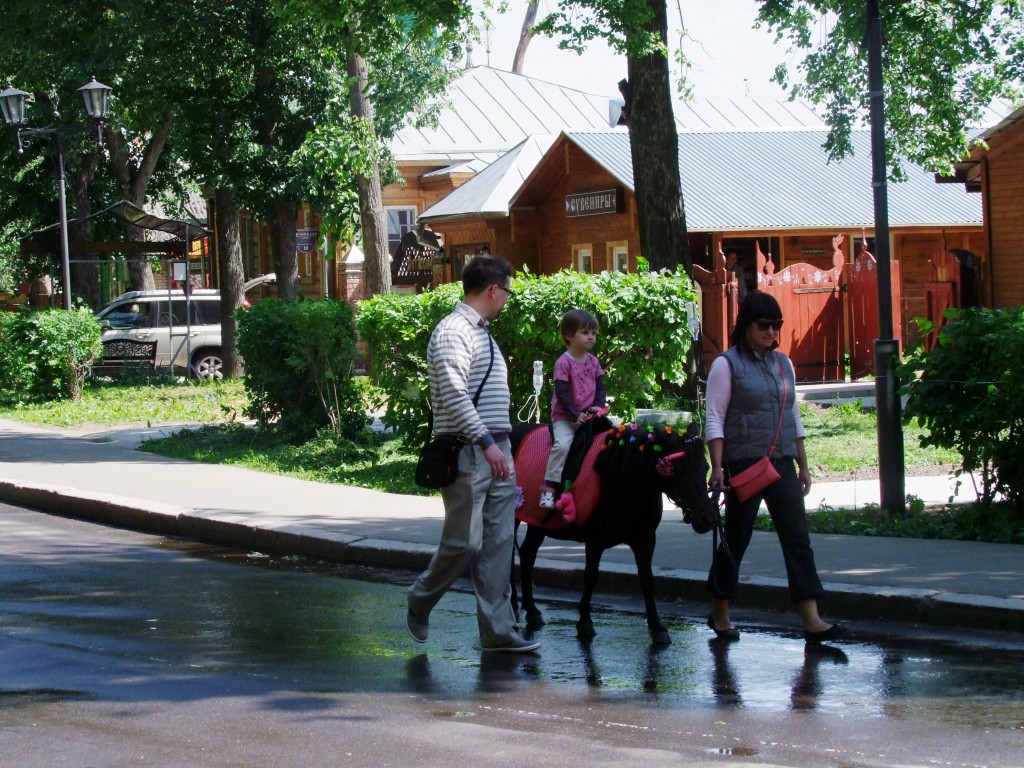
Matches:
[811,463,959,483]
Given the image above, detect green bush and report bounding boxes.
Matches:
[900,307,1024,515]
[356,268,699,443]
[0,308,102,402]
[0,313,25,397]
[236,298,366,442]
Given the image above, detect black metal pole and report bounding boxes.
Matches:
[864,0,905,514]
[54,129,73,311]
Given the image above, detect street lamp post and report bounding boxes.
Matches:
[863,0,906,514]
[0,77,112,310]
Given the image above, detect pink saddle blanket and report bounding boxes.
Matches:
[514,425,605,531]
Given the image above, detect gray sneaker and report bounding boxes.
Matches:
[482,634,541,653]
[407,609,429,644]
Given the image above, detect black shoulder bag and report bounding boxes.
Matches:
[415,327,495,488]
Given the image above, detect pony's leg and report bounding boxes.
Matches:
[518,526,546,626]
[632,535,671,646]
[577,539,604,638]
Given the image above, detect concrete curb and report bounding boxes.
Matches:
[0,479,185,535]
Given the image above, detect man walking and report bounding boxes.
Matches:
[407,254,540,653]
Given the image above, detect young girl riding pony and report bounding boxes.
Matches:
[539,309,607,516]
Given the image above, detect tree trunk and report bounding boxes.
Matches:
[125,224,156,293]
[347,43,391,296]
[512,2,539,74]
[269,198,300,301]
[69,154,101,309]
[215,187,245,377]
[105,115,174,293]
[619,0,691,275]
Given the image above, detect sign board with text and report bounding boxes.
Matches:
[296,227,320,253]
[565,188,623,218]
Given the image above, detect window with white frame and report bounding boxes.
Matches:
[386,206,418,256]
[609,242,629,273]
[574,244,594,274]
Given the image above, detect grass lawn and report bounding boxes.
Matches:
[800,400,960,480]
[0,377,248,428]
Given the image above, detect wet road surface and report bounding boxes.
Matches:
[2,502,1023,767]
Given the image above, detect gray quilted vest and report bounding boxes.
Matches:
[720,345,798,464]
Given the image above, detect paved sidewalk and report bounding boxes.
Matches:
[1,417,1022,636]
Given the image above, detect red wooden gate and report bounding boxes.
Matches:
[843,243,903,379]
[923,249,958,351]
[695,235,904,384]
[756,242,845,383]
[693,247,740,372]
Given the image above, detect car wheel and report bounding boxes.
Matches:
[192,348,224,380]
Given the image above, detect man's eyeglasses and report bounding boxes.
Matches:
[756,319,784,332]
[496,284,515,299]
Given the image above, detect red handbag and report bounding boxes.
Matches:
[729,456,781,501]
[728,355,786,502]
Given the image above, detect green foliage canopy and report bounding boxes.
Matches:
[757,1,1024,175]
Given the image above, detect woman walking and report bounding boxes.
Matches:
[705,290,845,644]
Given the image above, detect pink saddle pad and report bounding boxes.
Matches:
[514,425,605,531]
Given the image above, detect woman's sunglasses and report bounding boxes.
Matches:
[755,319,784,332]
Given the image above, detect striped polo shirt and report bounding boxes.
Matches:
[427,302,511,445]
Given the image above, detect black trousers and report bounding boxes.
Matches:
[707,456,825,605]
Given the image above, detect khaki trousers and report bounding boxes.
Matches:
[407,440,518,646]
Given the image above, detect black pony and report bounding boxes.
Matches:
[511,421,715,646]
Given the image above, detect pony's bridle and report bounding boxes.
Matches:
[655,443,700,511]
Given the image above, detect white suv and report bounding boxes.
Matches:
[94,275,275,379]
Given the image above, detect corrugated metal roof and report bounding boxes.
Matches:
[388,66,617,161]
[671,97,827,131]
[563,129,981,230]
[388,67,830,164]
[420,135,560,221]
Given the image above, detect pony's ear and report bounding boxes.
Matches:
[685,421,700,439]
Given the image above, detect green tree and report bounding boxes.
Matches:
[535,1,691,274]
[757,1,1024,176]
[0,0,210,305]
[272,1,471,296]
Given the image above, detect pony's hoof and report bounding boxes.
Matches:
[650,630,672,647]
[526,611,546,628]
[576,620,596,638]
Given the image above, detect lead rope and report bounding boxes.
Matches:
[708,487,737,596]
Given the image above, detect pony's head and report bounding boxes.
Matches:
[595,421,716,533]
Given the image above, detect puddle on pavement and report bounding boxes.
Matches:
[0,689,95,708]
[707,746,758,756]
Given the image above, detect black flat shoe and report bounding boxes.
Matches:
[707,615,740,641]
[804,623,847,644]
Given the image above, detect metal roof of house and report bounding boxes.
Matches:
[671,97,826,131]
[483,129,981,231]
[579,129,981,230]
[387,66,829,169]
[419,135,560,221]
[387,66,618,164]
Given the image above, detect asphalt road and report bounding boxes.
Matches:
[3,502,1023,768]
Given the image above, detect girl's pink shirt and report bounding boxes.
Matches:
[550,351,603,423]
